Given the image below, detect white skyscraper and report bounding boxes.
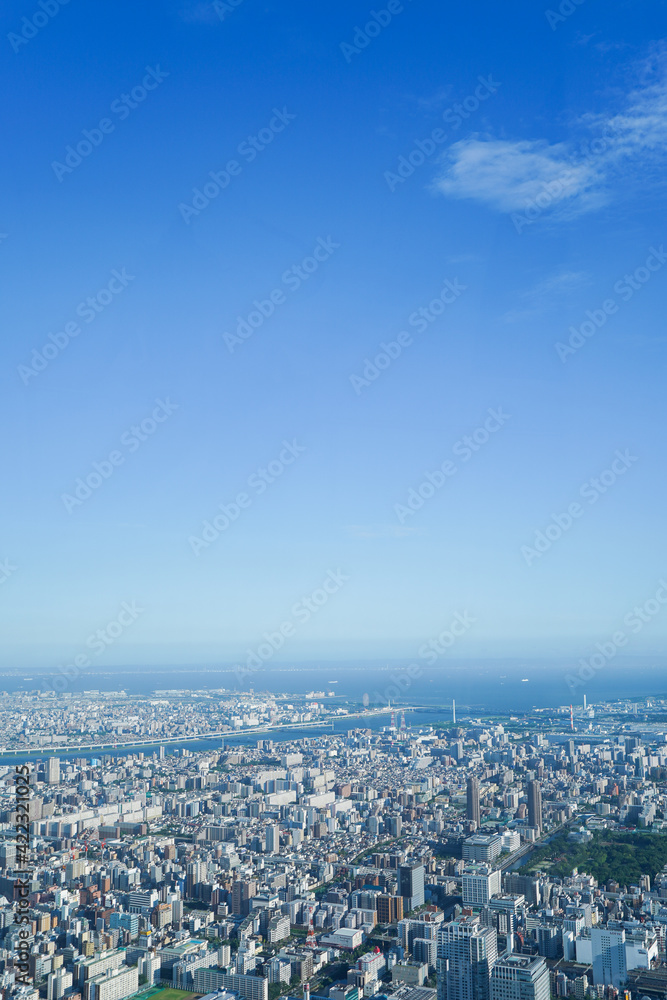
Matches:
[437,918,498,1000]
[592,926,627,988]
[265,824,279,853]
[462,864,502,906]
[47,969,73,1000]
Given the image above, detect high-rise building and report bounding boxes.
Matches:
[467,777,481,829]
[47,757,61,785]
[398,913,442,954]
[85,965,138,1000]
[462,864,502,907]
[186,861,207,899]
[388,814,403,837]
[0,842,16,870]
[463,835,502,862]
[47,969,73,1000]
[399,863,425,913]
[75,948,124,986]
[527,781,542,834]
[377,894,403,924]
[414,937,437,969]
[536,925,560,959]
[437,918,498,1000]
[591,927,627,988]
[265,824,279,854]
[491,955,550,1000]
[66,858,87,882]
[232,877,257,916]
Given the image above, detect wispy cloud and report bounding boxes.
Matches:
[593,71,667,158]
[502,269,591,324]
[528,270,591,296]
[433,48,667,221]
[412,87,454,114]
[434,137,605,214]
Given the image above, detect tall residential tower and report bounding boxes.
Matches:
[467,776,481,829]
[437,919,498,1000]
[527,781,542,834]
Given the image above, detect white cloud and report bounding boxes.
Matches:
[434,49,667,220]
[434,137,603,214]
[596,77,667,159]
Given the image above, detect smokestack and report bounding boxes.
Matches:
[452,699,456,724]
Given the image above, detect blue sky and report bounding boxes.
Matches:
[2,0,667,671]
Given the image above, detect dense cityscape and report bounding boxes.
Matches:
[4,691,667,1000]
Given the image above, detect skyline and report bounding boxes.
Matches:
[2,1,667,668]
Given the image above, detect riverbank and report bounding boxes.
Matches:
[0,706,444,764]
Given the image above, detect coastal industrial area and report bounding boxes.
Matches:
[4,689,667,1000]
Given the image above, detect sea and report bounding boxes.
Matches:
[2,656,666,711]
